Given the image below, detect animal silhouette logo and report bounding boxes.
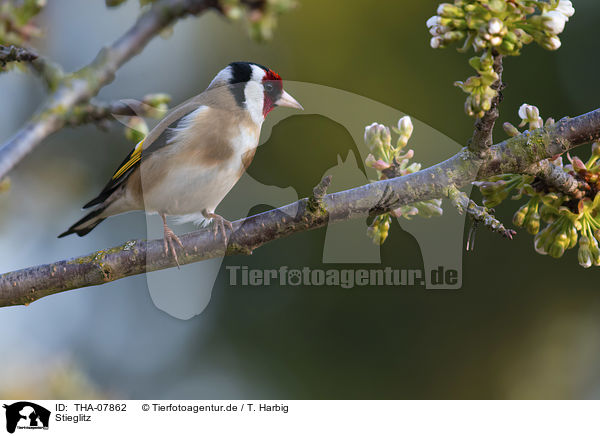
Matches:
[3,402,50,434]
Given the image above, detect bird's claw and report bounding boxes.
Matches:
[205,212,233,248]
[163,226,183,267]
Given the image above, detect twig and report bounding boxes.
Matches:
[0,44,38,66]
[0,0,217,180]
[63,98,167,127]
[307,175,332,214]
[470,52,504,153]
[447,185,515,239]
[2,108,600,307]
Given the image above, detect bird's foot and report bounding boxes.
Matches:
[203,212,233,248]
[163,224,183,267]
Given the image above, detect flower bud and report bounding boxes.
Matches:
[571,156,586,172]
[397,116,413,148]
[380,125,391,145]
[592,142,600,157]
[526,211,541,235]
[591,238,600,266]
[500,39,515,53]
[489,36,503,47]
[487,18,503,35]
[578,243,592,268]
[504,31,519,44]
[473,35,487,50]
[364,123,380,147]
[399,149,414,160]
[549,239,566,259]
[444,30,466,42]
[541,10,567,34]
[430,36,444,48]
[437,3,463,18]
[372,159,392,171]
[534,228,551,255]
[568,225,578,249]
[415,200,443,218]
[397,116,413,138]
[391,208,403,218]
[405,162,422,174]
[364,123,390,154]
[503,122,520,137]
[542,36,561,50]
[513,204,529,227]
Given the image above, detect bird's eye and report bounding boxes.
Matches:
[265,82,274,92]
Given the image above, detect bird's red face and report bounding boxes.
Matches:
[260,67,303,117]
[261,68,283,117]
[226,62,303,122]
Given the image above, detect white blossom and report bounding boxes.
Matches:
[518,103,543,129]
[426,15,440,28]
[518,103,534,120]
[556,0,575,18]
[487,17,503,35]
[542,10,567,35]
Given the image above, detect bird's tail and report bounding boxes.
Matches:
[58,206,107,238]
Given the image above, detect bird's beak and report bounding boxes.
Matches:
[275,90,304,110]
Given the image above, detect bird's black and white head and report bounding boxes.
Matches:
[208,61,303,124]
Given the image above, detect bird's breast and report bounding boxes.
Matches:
[140,122,260,216]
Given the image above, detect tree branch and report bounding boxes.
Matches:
[2,108,600,308]
[28,56,64,91]
[63,98,167,127]
[0,0,217,180]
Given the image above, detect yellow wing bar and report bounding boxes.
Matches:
[112,139,144,180]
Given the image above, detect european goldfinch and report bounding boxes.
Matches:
[59,62,303,264]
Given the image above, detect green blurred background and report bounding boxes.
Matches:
[1,0,599,399]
